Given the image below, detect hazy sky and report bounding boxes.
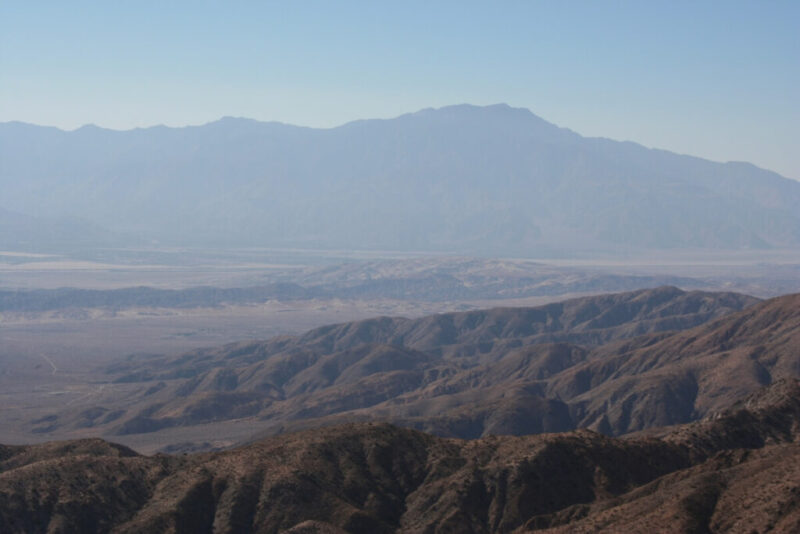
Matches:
[1,1,798,179]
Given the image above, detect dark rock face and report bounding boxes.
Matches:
[2,379,800,533]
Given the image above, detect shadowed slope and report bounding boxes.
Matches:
[549,292,800,434]
[1,380,799,533]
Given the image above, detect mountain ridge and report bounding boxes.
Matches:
[26,287,764,443]
[2,378,799,533]
[3,104,799,254]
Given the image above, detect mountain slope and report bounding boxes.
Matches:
[547,291,800,434]
[3,105,800,254]
[28,287,759,441]
[2,379,799,533]
[0,206,138,251]
[109,287,800,442]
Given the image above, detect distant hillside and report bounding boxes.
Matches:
[0,259,705,310]
[2,104,800,255]
[29,287,762,441]
[0,206,138,251]
[2,379,799,533]
[0,284,317,311]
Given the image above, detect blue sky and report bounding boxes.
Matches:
[1,1,798,178]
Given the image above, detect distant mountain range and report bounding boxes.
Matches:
[2,104,800,256]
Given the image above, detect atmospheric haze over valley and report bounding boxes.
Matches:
[0,99,800,532]
[2,104,800,532]
[2,2,800,531]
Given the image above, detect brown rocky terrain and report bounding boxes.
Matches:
[1,378,799,533]
[27,287,763,443]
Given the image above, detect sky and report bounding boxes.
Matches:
[1,1,798,179]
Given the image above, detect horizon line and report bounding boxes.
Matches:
[0,104,792,180]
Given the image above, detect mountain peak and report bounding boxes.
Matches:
[74,123,105,132]
[404,102,546,122]
[213,115,261,125]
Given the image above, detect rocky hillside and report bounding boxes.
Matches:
[2,379,799,533]
[27,286,762,444]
